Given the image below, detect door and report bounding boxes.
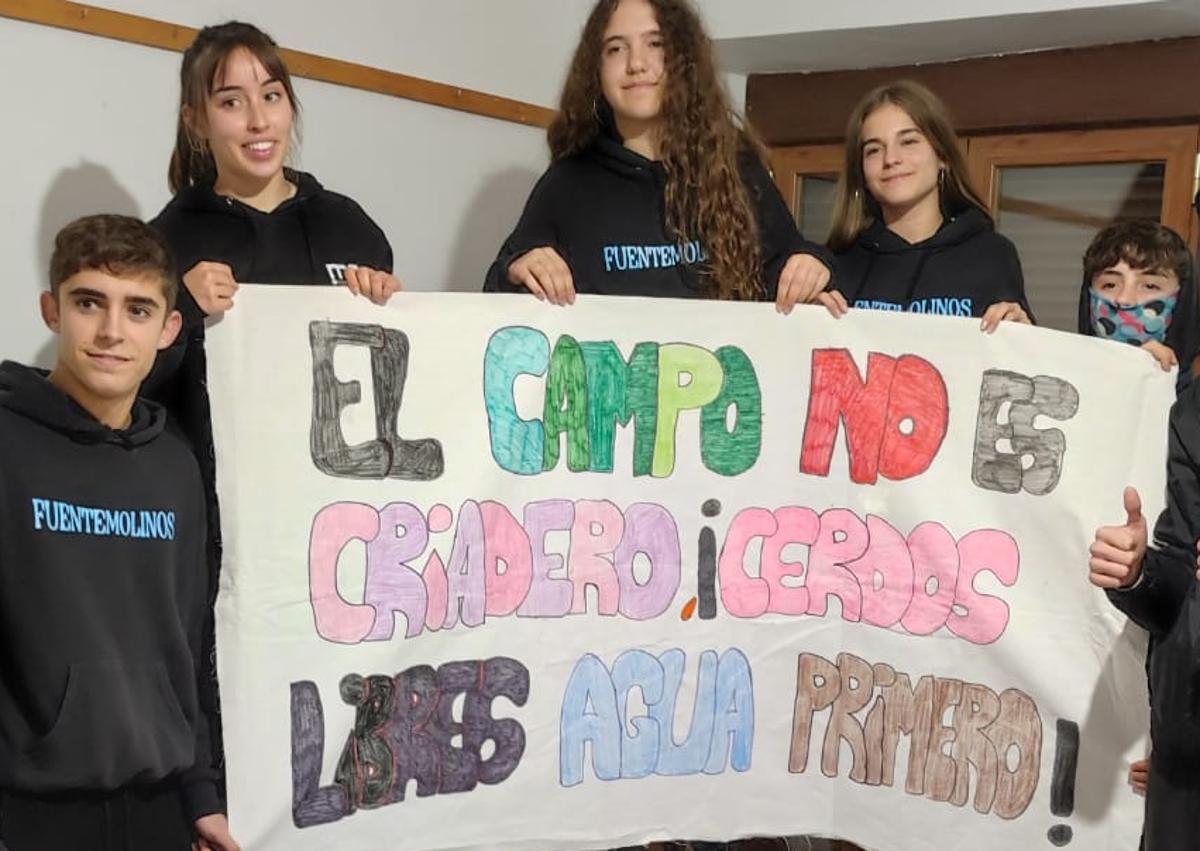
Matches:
[968,126,1199,331]
[769,144,844,245]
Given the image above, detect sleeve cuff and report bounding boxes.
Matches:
[181,778,222,824]
[1113,568,1147,592]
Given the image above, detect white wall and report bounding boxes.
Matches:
[0,16,553,366]
[91,0,595,107]
[3,0,1165,365]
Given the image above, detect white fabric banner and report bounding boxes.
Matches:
[207,287,1170,851]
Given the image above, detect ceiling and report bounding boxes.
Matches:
[702,0,1200,74]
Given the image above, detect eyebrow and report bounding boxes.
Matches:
[1102,266,1170,277]
[603,29,660,45]
[862,127,921,147]
[212,77,282,96]
[66,287,161,309]
[67,287,107,300]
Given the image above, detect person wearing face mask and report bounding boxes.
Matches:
[1078,219,1197,851]
[483,0,833,312]
[141,20,403,809]
[1077,219,1197,390]
[819,80,1033,334]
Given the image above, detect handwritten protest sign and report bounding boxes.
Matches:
[208,288,1170,851]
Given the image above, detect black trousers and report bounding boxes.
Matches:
[0,782,192,851]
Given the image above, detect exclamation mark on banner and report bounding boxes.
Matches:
[682,499,721,621]
[1048,719,1080,846]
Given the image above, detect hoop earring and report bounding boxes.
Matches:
[938,168,946,189]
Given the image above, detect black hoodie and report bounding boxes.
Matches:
[142,170,394,793]
[1076,249,1198,394]
[146,168,392,405]
[831,206,1033,320]
[482,128,832,299]
[0,362,217,821]
[1106,380,1200,851]
[143,167,394,563]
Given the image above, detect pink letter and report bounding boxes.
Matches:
[903,522,959,635]
[806,509,868,620]
[950,530,1020,644]
[308,502,379,644]
[845,515,914,628]
[762,507,820,615]
[568,500,624,615]
[481,501,534,617]
[718,508,775,618]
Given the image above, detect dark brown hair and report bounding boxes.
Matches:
[169,21,301,193]
[50,215,177,309]
[828,80,989,252]
[1084,218,1190,284]
[549,0,765,300]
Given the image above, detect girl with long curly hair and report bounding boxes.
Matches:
[483,0,831,310]
[820,80,1032,332]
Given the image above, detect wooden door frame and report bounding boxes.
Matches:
[768,144,844,221]
[966,125,1200,245]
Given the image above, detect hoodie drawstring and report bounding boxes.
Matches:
[844,250,879,306]
[903,248,937,304]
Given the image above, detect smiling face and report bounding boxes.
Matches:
[41,269,181,423]
[860,102,944,220]
[193,47,294,195]
[599,0,666,136]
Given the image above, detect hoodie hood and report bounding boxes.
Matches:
[850,206,993,305]
[589,100,667,184]
[167,168,324,216]
[1076,245,1199,388]
[832,204,1030,320]
[0,361,164,448]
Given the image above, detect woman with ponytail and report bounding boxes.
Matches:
[144,21,402,804]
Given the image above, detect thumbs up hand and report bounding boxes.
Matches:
[1089,487,1148,589]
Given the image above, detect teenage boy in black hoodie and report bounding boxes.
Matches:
[0,215,238,851]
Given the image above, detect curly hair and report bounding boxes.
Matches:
[549,0,765,301]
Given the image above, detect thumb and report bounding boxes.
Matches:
[1124,486,1144,527]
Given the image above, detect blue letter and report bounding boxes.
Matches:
[611,649,663,779]
[560,654,621,786]
[704,648,754,774]
[484,327,549,475]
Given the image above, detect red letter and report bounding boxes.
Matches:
[800,350,895,484]
[878,355,949,481]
